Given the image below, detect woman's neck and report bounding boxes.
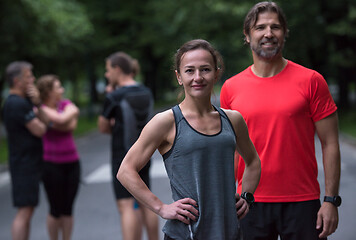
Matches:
[180,97,214,117]
[43,98,57,109]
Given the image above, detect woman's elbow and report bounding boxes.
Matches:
[117,162,136,185]
[116,166,125,183]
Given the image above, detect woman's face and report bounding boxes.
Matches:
[51,80,64,102]
[176,49,218,99]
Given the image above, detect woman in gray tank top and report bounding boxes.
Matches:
[117,39,261,240]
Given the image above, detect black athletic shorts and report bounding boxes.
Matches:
[240,200,327,240]
[111,155,151,200]
[42,161,80,218]
[11,170,42,207]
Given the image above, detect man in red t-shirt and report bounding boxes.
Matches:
[220,2,341,240]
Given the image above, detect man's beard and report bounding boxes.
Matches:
[250,37,284,59]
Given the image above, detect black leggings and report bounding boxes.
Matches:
[43,161,80,218]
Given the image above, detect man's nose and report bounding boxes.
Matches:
[264,27,273,38]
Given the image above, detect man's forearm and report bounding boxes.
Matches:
[98,116,112,134]
[242,157,261,194]
[323,144,341,196]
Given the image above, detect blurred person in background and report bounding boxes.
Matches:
[2,61,49,240]
[36,74,80,240]
[98,52,158,240]
[105,58,140,94]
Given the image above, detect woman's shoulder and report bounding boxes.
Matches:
[140,108,175,142]
[220,108,243,121]
[151,108,175,126]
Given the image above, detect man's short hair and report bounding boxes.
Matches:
[243,1,289,44]
[5,61,33,87]
[106,52,133,75]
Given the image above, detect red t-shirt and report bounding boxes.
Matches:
[220,61,337,202]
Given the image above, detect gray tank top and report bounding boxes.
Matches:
[162,105,241,240]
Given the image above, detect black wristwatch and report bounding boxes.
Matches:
[241,192,255,206]
[324,195,342,207]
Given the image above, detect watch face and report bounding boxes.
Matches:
[334,196,342,206]
[242,192,255,203]
[325,195,342,207]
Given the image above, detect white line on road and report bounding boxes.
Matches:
[0,171,10,188]
[84,159,167,184]
[84,163,111,184]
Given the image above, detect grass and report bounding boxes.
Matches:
[73,115,99,137]
[0,139,7,164]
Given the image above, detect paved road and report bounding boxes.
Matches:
[1,129,356,239]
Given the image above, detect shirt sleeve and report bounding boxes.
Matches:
[10,97,36,124]
[220,82,230,109]
[309,71,337,122]
[101,94,116,119]
[58,99,72,112]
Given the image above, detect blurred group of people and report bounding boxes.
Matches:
[2,1,341,240]
[3,62,81,240]
[2,53,158,240]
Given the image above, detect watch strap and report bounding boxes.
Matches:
[324,195,341,207]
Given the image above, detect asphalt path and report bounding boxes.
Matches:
[1,128,356,239]
[0,130,171,240]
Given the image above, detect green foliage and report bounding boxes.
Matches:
[0,0,355,110]
[339,111,356,138]
[21,0,93,54]
[0,139,8,164]
[0,0,92,59]
[73,115,99,137]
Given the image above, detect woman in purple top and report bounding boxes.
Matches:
[37,75,80,240]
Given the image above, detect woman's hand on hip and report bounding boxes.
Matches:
[158,198,199,225]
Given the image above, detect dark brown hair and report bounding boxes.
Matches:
[243,1,289,44]
[106,51,133,75]
[36,74,59,102]
[174,39,224,80]
[131,58,140,78]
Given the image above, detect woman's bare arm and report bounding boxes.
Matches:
[117,110,199,224]
[42,103,79,131]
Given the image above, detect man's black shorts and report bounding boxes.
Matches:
[240,200,327,240]
[11,170,41,207]
[111,156,151,200]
